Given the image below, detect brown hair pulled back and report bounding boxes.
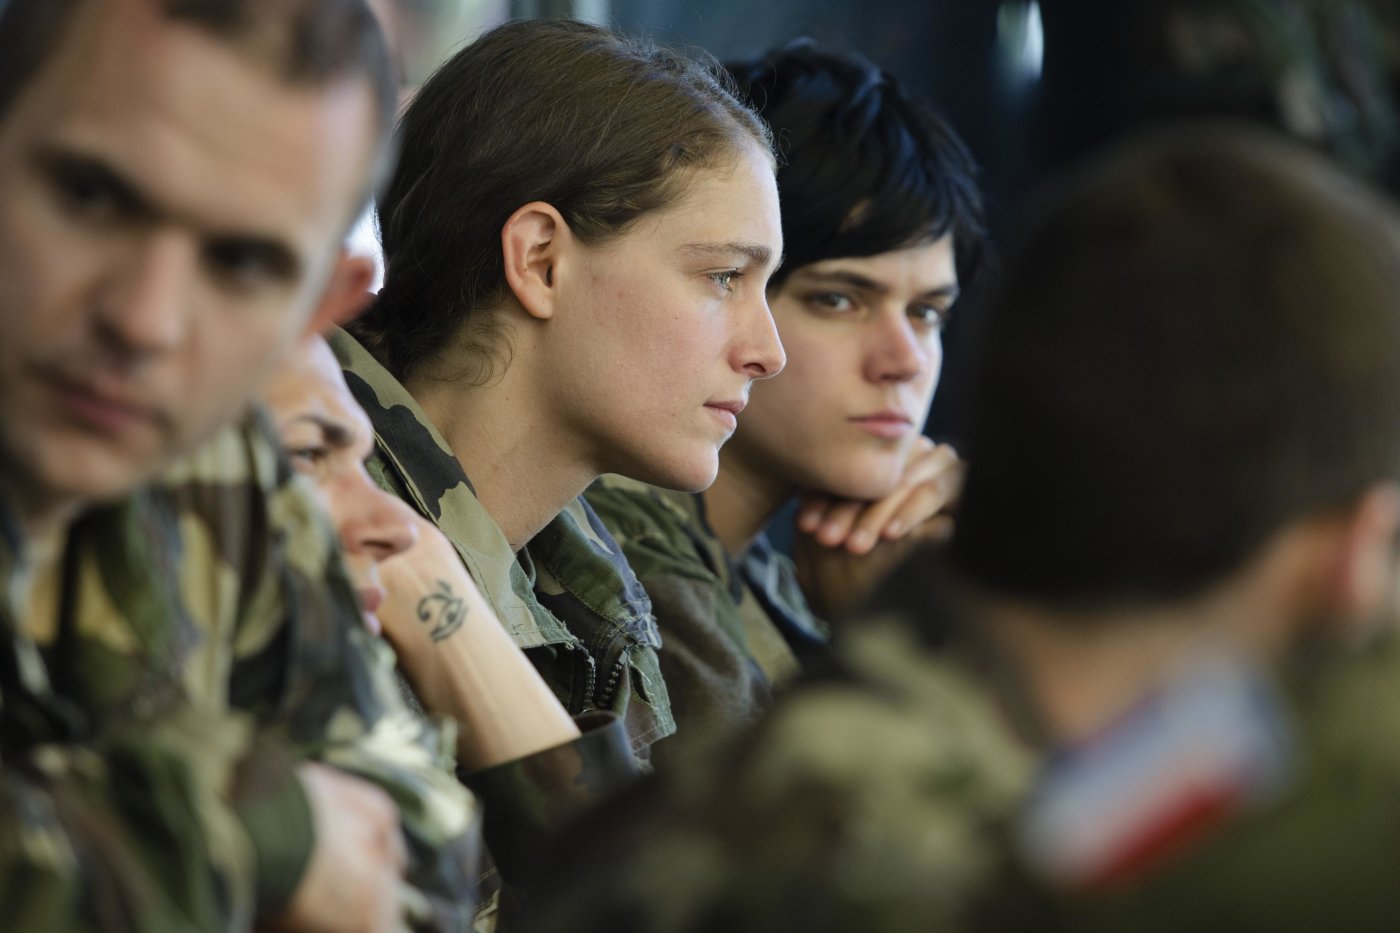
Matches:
[352,18,774,383]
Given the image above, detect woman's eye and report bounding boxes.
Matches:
[288,447,329,474]
[808,292,855,313]
[708,270,740,293]
[910,304,949,330]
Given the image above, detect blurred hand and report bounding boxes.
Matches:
[793,439,962,621]
[267,762,408,933]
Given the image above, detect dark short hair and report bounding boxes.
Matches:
[950,124,1400,609]
[352,18,774,383]
[0,0,396,180]
[725,40,986,289]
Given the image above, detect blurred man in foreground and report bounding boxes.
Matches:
[0,1,478,929]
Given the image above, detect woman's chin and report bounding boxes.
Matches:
[626,450,720,494]
[801,457,904,503]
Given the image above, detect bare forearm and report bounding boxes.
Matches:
[395,575,580,772]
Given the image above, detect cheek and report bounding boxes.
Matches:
[737,348,835,446]
[179,309,304,427]
[0,223,86,355]
[913,339,945,417]
[761,331,848,409]
[317,473,363,538]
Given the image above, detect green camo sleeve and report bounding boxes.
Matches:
[228,731,314,916]
[0,703,305,932]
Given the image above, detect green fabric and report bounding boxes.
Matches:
[585,476,827,757]
[0,414,481,931]
[531,610,1033,933]
[1022,632,1400,933]
[231,748,314,915]
[463,711,636,887]
[531,553,1400,933]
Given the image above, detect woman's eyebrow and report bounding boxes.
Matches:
[680,241,781,269]
[794,269,961,302]
[286,414,354,449]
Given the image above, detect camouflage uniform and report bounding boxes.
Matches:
[585,476,827,757]
[330,329,675,762]
[526,559,1034,933]
[0,411,482,931]
[528,553,1400,933]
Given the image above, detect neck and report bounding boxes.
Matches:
[703,445,797,554]
[0,464,79,555]
[975,565,1298,744]
[0,470,76,639]
[407,363,596,554]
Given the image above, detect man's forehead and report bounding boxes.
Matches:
[6,0,378,244]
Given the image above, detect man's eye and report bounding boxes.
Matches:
[51,166,129,222]
[205,240,294,291]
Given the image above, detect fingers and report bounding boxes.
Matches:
[899,440,960,487]
[798,449,963,555]
[289,764,411,933]
[879,457,964,539]
[356,787,407,933]
[804,498,866,549]
[796,493,837,534]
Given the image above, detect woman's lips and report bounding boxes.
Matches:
[358,585,385,636]
[849,411,914,439]
[358,585,385,615]
[705,398,746,433]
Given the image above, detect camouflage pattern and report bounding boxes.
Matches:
[329,328,675,761]
[529,548,1400,933]
[526,589,1034,933]
[1,412,480,932]
[585,476,827,757]
[464,711,639,932]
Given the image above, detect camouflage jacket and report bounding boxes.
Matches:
[526,563,1034,933]
[0,412,480,932]
[585,476,827,757]
[330,329,675,761]
[528,549,1400,933]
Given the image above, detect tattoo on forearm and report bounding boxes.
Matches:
[416,580,467,642]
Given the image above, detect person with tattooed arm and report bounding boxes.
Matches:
[261,336,639,910]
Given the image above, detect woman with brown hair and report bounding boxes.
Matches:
[333,18,785,765]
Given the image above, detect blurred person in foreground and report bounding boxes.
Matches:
[585,41,984,755]
[528,125,1400,933]
[0,0,480,929]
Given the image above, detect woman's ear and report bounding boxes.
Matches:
[502,202,568,321]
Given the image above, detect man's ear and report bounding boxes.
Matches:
[1317,483,1400,628]
[501,202,567,322]
[306,250,378,336]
